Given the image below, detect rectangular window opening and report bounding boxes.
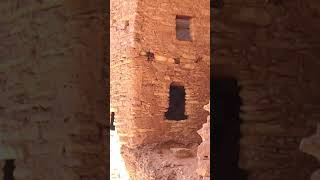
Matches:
[165,83,188,121]
[176,15,192,41]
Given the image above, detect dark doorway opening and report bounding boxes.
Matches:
[110,112,115,131]
[3,159,15,180]
[165,83,188,120]
[213,77,247,180]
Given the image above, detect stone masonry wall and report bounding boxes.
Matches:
[0,1,107,180]
[111,0,210,148]
[213,0,320,180]
[130,0,210,146]
[110,0,139,147]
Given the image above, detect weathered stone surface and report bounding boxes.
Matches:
[111,0,210,149]
[0,1,107,180]
[214,1,320,179]
[170,148,194,158]
[197,142,210,160]
[197,102,210,179]
[232,8,272,26]
[196,160,210,177]
[111,0,209,179]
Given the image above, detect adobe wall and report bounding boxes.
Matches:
[213,0,320,179]
[0,1,107,179]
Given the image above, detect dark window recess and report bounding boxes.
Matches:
[174,58,180,64]
[213,78,247,180]
[176,16,192,41]
[146,51,154,62]
[211,0,224,9]
[195,56,202,63]
[3,160,15,180]
[110,112,115,131]
[165,83,188,120]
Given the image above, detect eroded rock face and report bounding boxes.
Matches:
[197,102,210,179]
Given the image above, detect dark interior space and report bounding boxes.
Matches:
[165,84,188,120]
[110,112,115,131]
[213,77,247,180]
[211,0,224,9]
[3,160,15,180]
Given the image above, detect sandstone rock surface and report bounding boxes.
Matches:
[170,148,194,158]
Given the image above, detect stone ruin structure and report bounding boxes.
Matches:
[111,0,210,179]
[212,0,320,180]
[1,0,320,180]
[110,0,320,179]
[110,0,210,147]
[0,1,107,180]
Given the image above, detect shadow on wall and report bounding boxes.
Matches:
[3,160,15,180]
[213,77,247,180]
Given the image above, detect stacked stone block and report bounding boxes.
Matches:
[111,0,210,149]
[0,1,107,179]
[213,0,320,179]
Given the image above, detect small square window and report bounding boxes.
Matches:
[176,15,192,41]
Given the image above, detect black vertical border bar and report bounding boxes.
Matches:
[210,0,215,179]
[104,0,110,178]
